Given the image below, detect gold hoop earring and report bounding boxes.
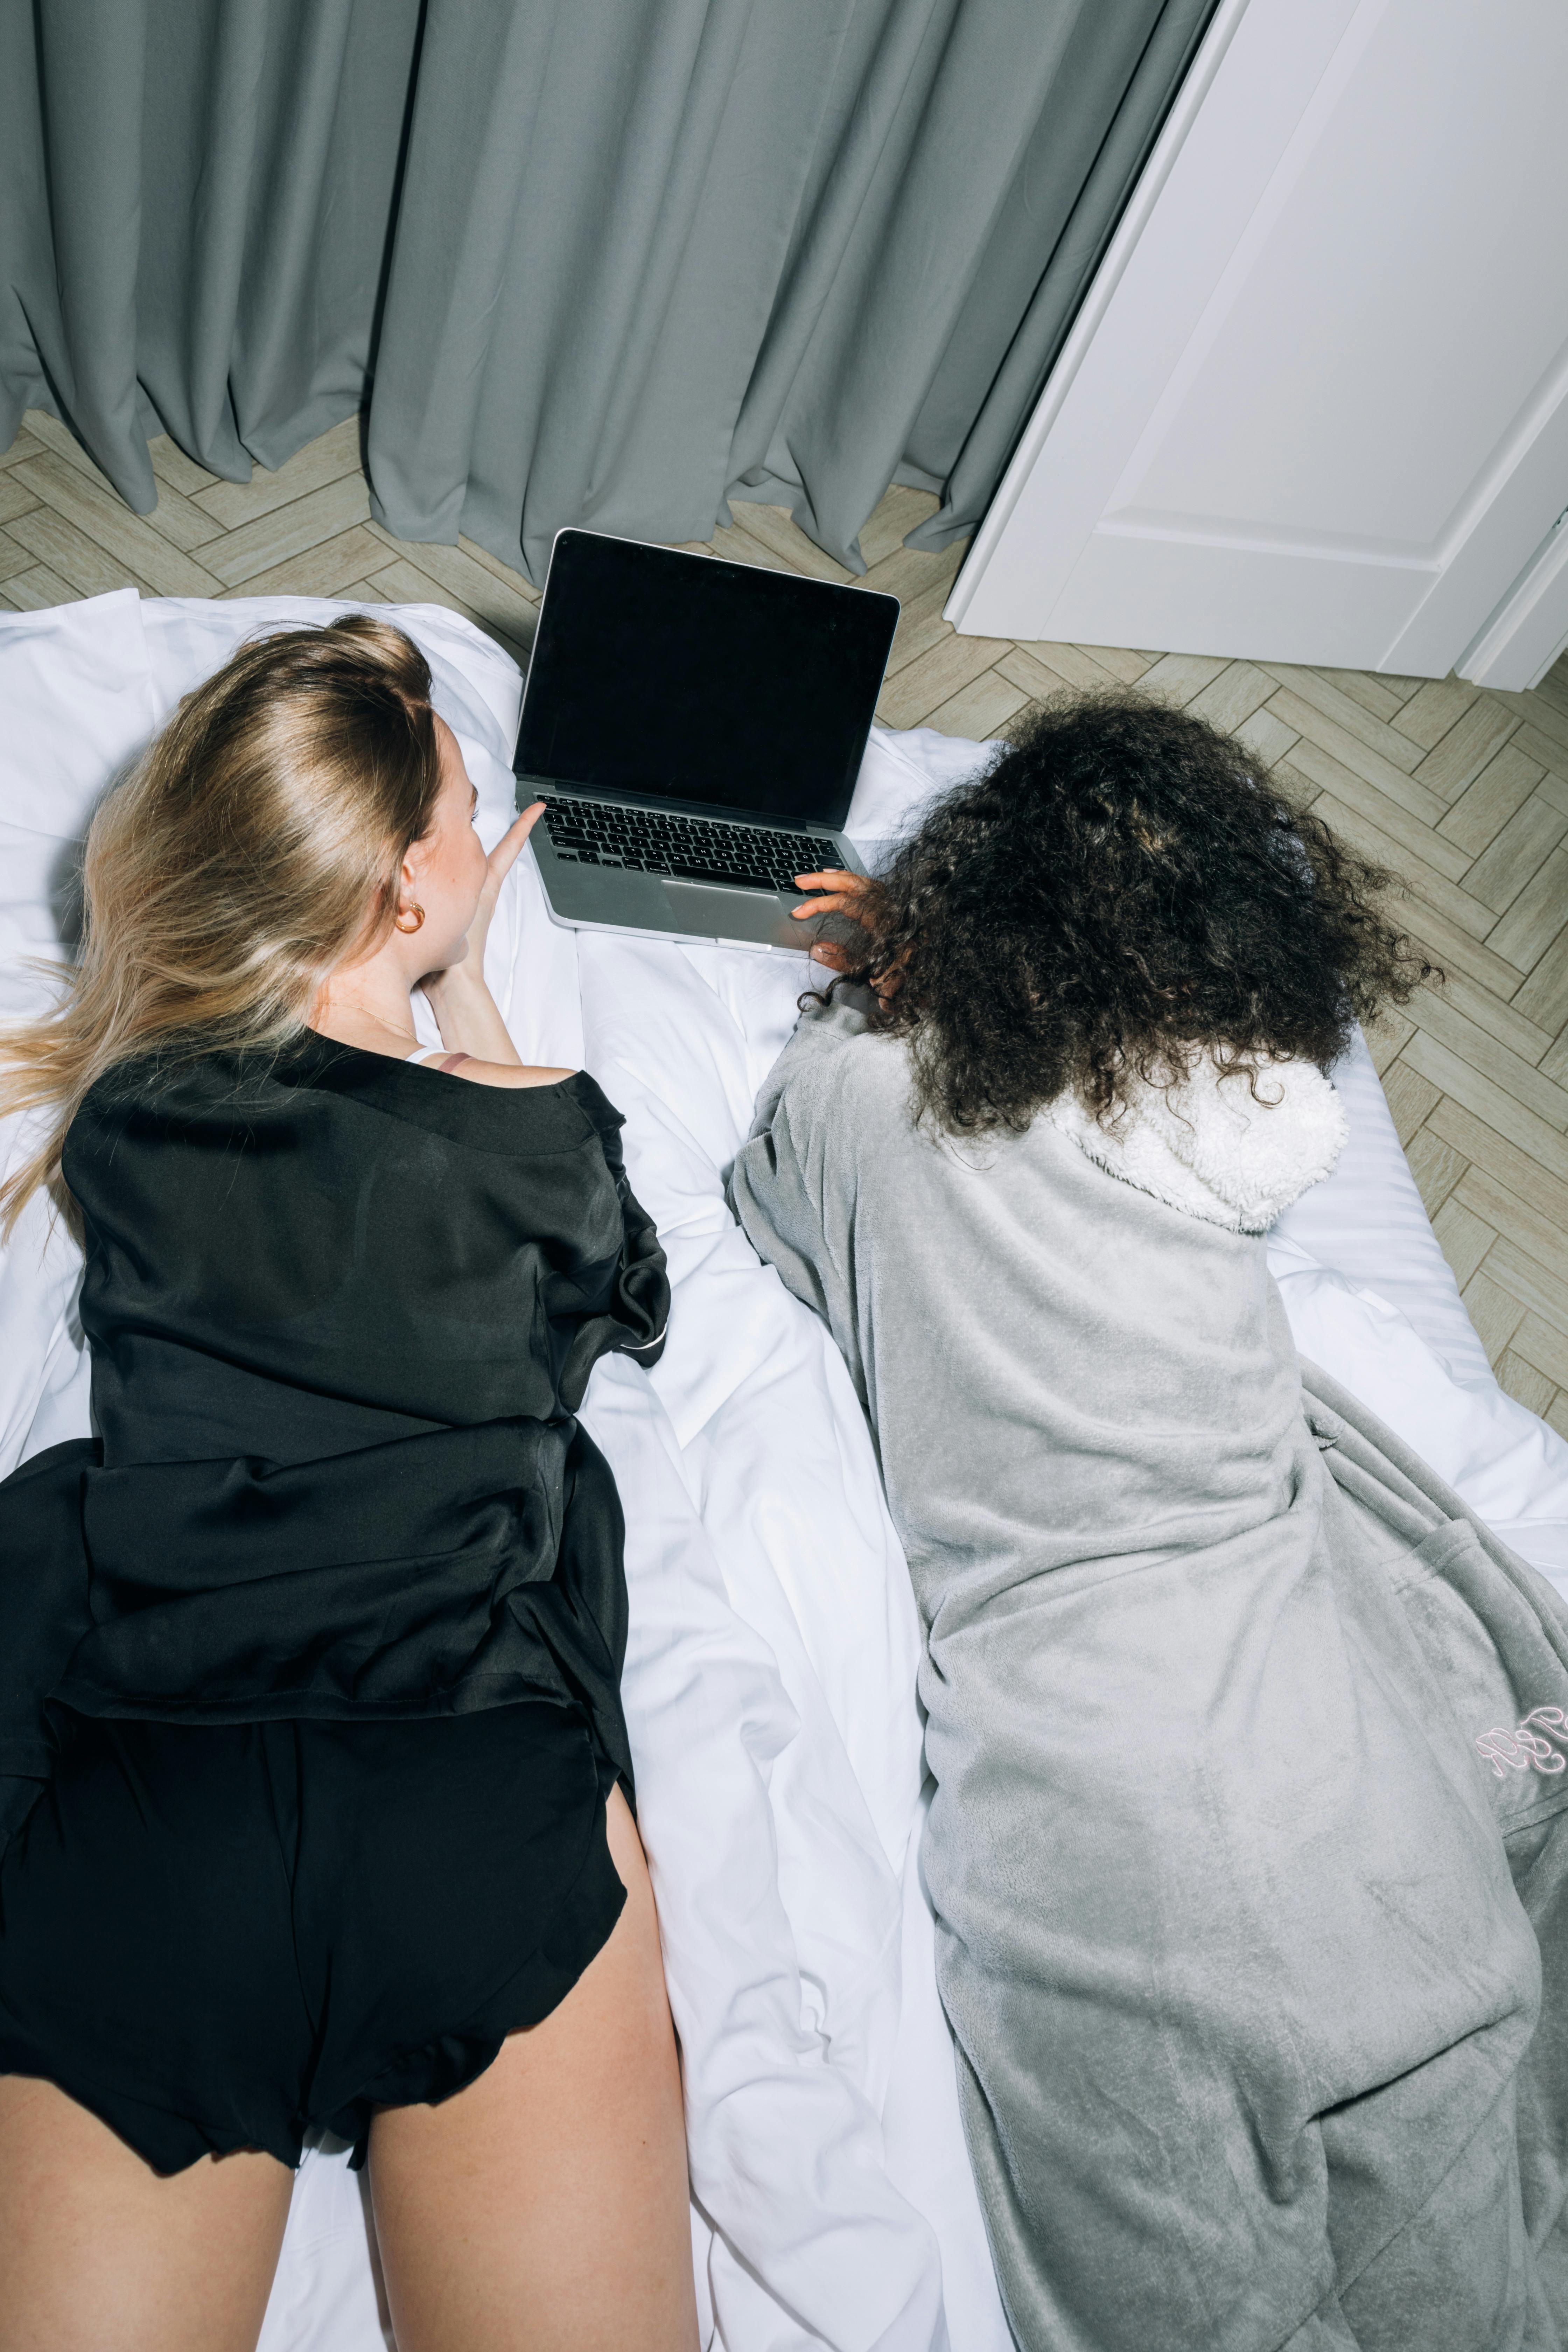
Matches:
[393,901,426,935]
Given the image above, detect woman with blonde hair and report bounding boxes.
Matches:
[0,616,697,2352]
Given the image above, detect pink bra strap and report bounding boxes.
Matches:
[433,1051,471,1074]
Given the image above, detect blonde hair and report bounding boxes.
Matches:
[0,615,442,1234]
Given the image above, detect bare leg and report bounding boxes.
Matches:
[369,1785,698,2352]
[0,2073,292,2352]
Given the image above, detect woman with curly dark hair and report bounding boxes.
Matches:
[729,693,1568,2352]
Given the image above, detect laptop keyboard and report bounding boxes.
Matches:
[539,799,846,895]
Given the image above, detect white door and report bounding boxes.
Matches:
[945,0,1568,688]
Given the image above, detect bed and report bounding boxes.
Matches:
[2,589,1565,2352]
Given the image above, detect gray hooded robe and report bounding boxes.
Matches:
[727,994,1568,2352]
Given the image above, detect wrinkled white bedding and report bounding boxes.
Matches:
[2,590,1565,2352]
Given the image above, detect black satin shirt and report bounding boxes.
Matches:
[0,1035,669,1827]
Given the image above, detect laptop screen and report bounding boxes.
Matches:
[514,530,900,830]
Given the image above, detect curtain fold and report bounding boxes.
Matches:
[0,0,422,504]
[366,0,861,564]
[4,1,153,509]
[0,0,1213,574]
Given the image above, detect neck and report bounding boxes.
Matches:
[313,952,419,1053]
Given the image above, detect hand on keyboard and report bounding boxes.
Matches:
[792,868,903,995]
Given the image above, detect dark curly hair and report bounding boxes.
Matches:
[838,690,1433,1135]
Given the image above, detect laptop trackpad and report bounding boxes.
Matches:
[663,877,811,951]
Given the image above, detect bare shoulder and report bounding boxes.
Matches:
[451,1059,578,1090]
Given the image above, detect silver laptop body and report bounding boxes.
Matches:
[514,529,900,954]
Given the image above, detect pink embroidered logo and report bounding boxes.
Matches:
[1476,1708,1568,1779]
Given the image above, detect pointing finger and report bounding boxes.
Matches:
[489,803,546,882]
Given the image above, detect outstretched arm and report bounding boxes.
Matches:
[421,802,570,1077]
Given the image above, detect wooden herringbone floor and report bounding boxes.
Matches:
[3,406,1567,1437]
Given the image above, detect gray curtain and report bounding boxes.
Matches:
[1,0,424,510]
[2,0,1214,583]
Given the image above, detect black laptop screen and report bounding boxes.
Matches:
[514,530,900,829]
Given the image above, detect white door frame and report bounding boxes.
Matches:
[1457,504,1568,692]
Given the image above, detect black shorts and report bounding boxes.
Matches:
[0,1702,625,2174]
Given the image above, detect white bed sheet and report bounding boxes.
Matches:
[3,591,1566,2352]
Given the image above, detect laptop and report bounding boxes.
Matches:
[513,528,900,952]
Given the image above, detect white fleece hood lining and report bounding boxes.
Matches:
[1045,1054,1349,1234]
